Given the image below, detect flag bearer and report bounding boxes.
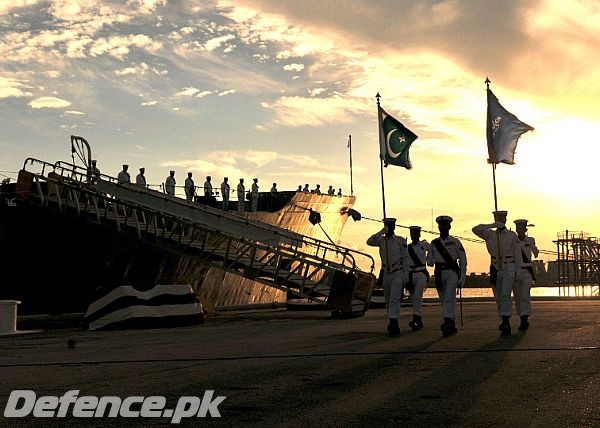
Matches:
[366,218,410,336]
[472,210,522,336]
[407,226,430,331]
[514,219,539,331]
[427,216,467,337]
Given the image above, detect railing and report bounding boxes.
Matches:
[24,158,375,274]
[21,170,371,308]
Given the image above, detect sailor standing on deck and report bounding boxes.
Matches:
[165,171,176,196]
[366,218,410,336]
[514,219,539,331]
[220,177,230,210]
[88,159,100,185]
[407,226,430,331]
[472,210,522,336]
[184,172,195,202]
[427,216,467,337]
[251,178,259,211]
[203,176,213,197]
[136,168,147,187]
[117,164,130,184]
[237,178,245,212]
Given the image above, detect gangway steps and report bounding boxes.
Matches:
[29,170,372,314]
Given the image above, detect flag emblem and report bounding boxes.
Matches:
[486,89,534,164]
[378,106,418,169]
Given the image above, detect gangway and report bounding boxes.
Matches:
[17,158,375,315]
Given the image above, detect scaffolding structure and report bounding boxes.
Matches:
[554,231,600,293]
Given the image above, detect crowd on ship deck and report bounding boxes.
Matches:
[89,161,346,212]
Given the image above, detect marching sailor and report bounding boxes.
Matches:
[366,218,410,336]
[514,219,539,331]
[427,216,467,337]
[165,171,176,196]
[472,210,522,336]
[407,226,430,331]
[220,177,230,210]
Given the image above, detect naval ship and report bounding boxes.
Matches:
[0,136,376,316]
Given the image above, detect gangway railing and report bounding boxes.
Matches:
[31,158,375,272]
[18,158,376,314]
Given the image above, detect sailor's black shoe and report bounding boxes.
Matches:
[441,318,453,337]
[518,315,529,331]
[499,316,511,337]
[387,318,400,336]
[409,315,423,331]
[449,319,458,335]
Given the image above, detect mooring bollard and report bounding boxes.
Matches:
[0,300,21,335]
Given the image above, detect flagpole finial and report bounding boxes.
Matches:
[375,92,381,106]
[485,77,491,89]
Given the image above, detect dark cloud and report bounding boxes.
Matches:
[234,0,537,88]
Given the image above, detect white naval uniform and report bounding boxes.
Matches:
[251,182,259,211]
[221,181,230,210]
[366,229,410,319]
[237,183,245,212]
[117,170,130,184]
[135,173,146,187]
[427,236,467,320]
[514,235,539,317]
[472,224,522,317]
[408,240,430,317]
[165,176,176,195]
[203,180,212,197]
[184,178,194,202]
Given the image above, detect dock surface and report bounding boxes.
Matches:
[2,300,600,426]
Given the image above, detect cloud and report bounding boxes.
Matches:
[261,95,369,127]
[283,63,304,72]
[175,87,201,96]
[89,34,162,60]
[0,0,42,14]
[114,63,152,76]
[217,89,236,96]
[64,110,85,115]
[141,100,157,106]
[196,90,213,98]
[0,76,31,98]
[28,96,71,109]
[204,34,236,51]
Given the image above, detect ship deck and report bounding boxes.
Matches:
[2,300,600,426]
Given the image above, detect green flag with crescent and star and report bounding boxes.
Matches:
[378,106,418,168]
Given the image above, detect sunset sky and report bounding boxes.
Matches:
[1,0,598,272]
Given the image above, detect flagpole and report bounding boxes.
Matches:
[376,93,387,220]
[487,77,503,276]
[486,77,499,212]
[348,134,354,197]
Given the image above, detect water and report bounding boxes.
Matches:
[422,284,600,299]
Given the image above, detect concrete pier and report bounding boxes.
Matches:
[1,300,600,426]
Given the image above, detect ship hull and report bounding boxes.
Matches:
[0,188,358,315]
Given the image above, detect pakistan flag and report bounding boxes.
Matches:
[378,106,418,169]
